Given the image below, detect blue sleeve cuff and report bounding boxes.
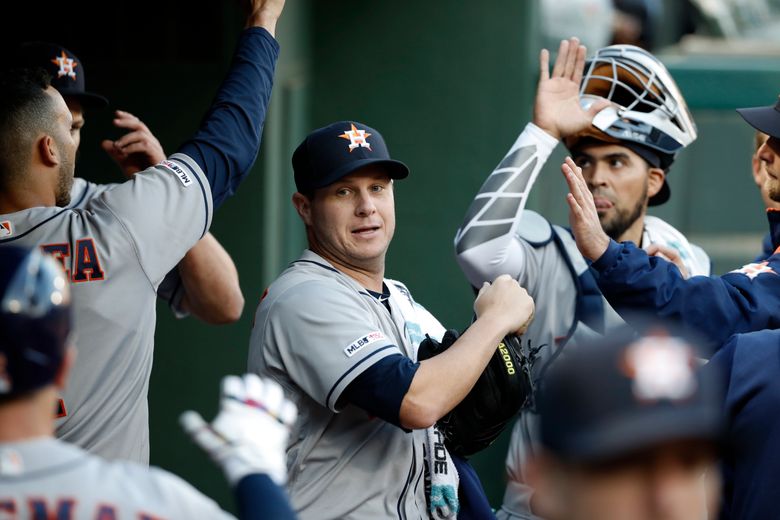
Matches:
[590,239,625,273]
[342,353,419,429]
[235,474,296,520]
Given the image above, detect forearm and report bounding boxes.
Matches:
[594,240,776,348]
[178,233,244,324]
[400,315,508,429]
[177,27,280,208]
[454,123,558,285]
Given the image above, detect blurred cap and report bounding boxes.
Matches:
[292,121,409,193]
[538,325,724,464]
[0,247,72,396]
[12,41,108,108]
[737,96,780,140]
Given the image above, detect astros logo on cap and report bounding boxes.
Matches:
[51,51,78,80]
[622,336,697,402]
[339,123,372,152]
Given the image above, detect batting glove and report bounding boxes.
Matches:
[179,373,297,486]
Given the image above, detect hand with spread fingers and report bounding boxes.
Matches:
[562,156,611,261]
[533,37,610,141]
[180,374,297,486]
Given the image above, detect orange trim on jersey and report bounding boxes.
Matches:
[56,398,67,418]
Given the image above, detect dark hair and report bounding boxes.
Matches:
[0,67,55,187]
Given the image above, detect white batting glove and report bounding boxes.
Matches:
[179,374,297,486]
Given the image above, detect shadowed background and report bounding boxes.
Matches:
[4,0,780,511]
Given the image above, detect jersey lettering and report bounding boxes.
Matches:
[72,239,105,283]
[95,504,117,519]
[28,497,75,519]
[40,239,106,283]
[40,243,71,279]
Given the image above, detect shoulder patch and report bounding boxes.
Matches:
[0,221,12,238]
[159,160,193,187]
[344,331,386,358]
[730,261,777,280]
[515,210,553,246]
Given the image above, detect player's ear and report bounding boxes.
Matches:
[647,168,665,199]
[54,344,77,390]
[37,135,60,167]
[292,192,313,226]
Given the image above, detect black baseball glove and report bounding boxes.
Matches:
[418,329,536,457]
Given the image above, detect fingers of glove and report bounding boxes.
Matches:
[179,410,229,455]
[245,374,298,427]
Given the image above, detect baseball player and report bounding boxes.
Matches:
[0,0,284,463]
[11,41,244,324]
[529,324,723,520]
[0,246,297,519]
[453,38,709,519]
[707,328,780,519]
[562,140,780,350]
[248,120,535,519]
[748,130,779,261]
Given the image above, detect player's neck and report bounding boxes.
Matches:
[0,387,57,442]
[0,177,57,213]
[617,215,646,247]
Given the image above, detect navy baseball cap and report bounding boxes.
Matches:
[292,121,409,193]
[737,96,780,140]
[12,42,108,108]
[0,247,72,396]
[538,325,724,464]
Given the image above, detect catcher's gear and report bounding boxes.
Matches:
[0,246,71,396]
[565,44,697,205]
[418,330,536,457]
[180,374,297,486]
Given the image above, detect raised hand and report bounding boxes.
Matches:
[562,157,611,261]
[533,37,610,140]
[100,110,165,177]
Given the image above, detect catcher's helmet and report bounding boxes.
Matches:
[0,246,71,396]
[565,45,697,206]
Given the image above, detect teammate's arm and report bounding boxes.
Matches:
[564,157,780,350]
[454,38,608,287]
[176,0,284,209]
[402,276,533,429]
[97,111,245,323]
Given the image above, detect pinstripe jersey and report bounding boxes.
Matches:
[0,438,233,519]
[248,250,434,520]
[0,154,212,464]
[454,123,710,519]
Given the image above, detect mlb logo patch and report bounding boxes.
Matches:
[344,331,385,357]
[0,221,13,238]
[159,160,193,187]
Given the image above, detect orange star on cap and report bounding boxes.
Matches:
[338,123,372,152]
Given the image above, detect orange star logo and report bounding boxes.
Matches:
[338,123,372,152]
[51,51,78,80]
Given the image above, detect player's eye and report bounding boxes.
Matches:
[609,158,625,168]
[370,184,384,193]
[336,188,351,197]
[574,157,591,169]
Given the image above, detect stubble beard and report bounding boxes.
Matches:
[598,182,648,241]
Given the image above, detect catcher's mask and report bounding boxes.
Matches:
[565,45,697,206]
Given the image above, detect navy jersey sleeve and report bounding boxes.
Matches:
[235,474,297,520]
[591,240,780,351]
[342,354,419,428]
[177,27,279,209]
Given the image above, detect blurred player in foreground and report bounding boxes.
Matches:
[527,325,724,520]
[0,246,297,519]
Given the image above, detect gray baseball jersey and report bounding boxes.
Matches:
[68,177,188,317]
[0,154,212,463]
[454,123,710,519]
[0,437,233,519]
[248,249,430,520]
